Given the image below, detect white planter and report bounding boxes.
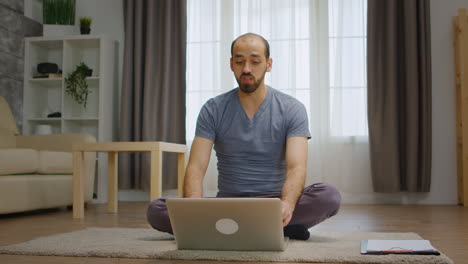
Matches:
[35,124,53,135]
[43,25,79,36]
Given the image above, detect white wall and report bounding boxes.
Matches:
[427,0,468,204]
[24,0,42,21]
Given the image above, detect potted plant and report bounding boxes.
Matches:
[79,17,92,34]
[43,0,76,25]
[65,62,93,108]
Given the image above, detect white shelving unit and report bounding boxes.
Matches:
[23,34,116,202]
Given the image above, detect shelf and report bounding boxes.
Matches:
[63,118,99,121]
[29,39,62,49]
[64,38,101,77]
[27,41,63,80]
[86,77,100,86]
[26,34,107,42]
[26,118,61,121]
[28,76,98,83]
[29,77,63,82]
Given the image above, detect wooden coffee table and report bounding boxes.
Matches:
[72,142,187,219]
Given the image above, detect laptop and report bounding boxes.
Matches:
[166,197,287,251]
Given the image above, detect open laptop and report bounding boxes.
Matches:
[166,197,287,251]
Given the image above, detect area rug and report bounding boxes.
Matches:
[0,227,453,263]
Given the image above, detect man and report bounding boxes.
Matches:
[147,33,341,240]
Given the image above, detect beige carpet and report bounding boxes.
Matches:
[0,227,453,263]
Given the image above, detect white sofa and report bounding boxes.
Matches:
[0,96,96,214]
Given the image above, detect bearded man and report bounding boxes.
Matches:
[147,33,341,240]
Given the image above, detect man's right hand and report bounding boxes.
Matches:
[182,136,214,198]
[281,200,295,227]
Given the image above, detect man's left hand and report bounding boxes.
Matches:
[281,200,295,227]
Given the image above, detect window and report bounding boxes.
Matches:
[328,0,367,136]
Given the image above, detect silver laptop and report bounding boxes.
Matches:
[166,197,287,251]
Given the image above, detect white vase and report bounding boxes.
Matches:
[35,125,53,135]
[43,25,79,36]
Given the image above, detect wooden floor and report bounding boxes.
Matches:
[0,203,467,264]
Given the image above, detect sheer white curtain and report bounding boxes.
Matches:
[186,0,373,202]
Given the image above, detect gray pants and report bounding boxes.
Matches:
[146,183,341,234]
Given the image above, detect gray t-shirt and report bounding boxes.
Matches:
[195,87,311,196]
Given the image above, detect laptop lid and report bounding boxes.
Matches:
[166,197,286,251]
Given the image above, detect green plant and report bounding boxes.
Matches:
[65,62,92,108]
[79,17,92,28]
[43,0,76,25]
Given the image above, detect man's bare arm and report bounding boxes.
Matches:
[281,136,308,226]
[183,136,214,198]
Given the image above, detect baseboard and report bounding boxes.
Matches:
[92,189,181,203]
[118,190,150,202]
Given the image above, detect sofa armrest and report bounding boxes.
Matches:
[16,133,96,152]
[16,133,97,202]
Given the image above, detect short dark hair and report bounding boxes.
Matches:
[230,33,270,59]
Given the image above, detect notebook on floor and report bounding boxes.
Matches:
[166,197,288,251]
[360,240,440,255]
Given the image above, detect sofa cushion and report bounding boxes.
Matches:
[0,149,38,175]
[0,129,16,148]
[37,150,73,174]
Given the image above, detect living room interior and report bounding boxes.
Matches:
[0,0,467,263]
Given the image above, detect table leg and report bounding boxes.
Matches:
[108,151,118,213]
[177,152,186,197]
[73,151,84,219]
[150,150,162,200]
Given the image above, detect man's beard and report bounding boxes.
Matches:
[236,73,266,94]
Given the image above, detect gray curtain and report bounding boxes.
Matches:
[367,0,432,192]
[119,0,187,190]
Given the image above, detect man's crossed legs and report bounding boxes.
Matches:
[146,183,341,240]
